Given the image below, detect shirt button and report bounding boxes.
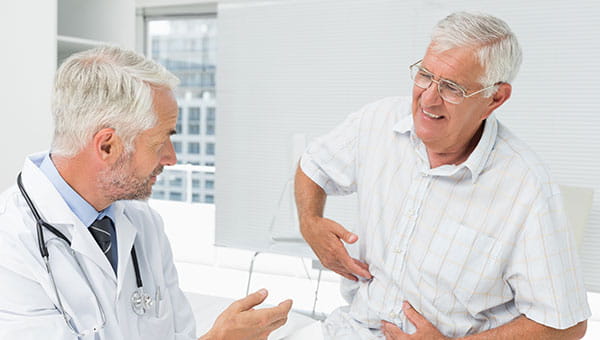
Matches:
[389,312,397,319]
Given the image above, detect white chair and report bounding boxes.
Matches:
[560,185,594,250]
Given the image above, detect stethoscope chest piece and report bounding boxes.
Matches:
[131,287,153,316]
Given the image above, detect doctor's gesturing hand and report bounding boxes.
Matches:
[294,166,372,282]
[200,289,292,340]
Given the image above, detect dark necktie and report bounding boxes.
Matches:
[89,216,117,273]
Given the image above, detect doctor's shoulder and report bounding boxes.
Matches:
[0,185,46,279]
[0,184,38,236]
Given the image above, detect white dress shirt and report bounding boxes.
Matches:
[300,96,590,339]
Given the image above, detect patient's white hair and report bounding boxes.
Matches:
[431,12,523,97]
[51,46,179,157]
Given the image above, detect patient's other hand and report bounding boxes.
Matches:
[300,216,372,281]
[199,289,292,340]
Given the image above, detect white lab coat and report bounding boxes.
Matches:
[0,153,197,339]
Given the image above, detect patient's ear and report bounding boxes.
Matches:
[481,83,512,120]
[93,128,124,163]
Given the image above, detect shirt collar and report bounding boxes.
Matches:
[392,113,498,183]
[39,153,115,226]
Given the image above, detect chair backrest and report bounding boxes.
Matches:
[560,185,594,250]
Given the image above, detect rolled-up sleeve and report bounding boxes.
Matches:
[300,109,363,196]
[505,191,591,329]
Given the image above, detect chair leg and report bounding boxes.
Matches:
[246,251,260,296]
[312,268,322,318]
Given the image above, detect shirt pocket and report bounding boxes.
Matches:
[417,221,503,314]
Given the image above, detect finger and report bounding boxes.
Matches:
[277,299,293,313]
[231,288,268,312]
[266,310,289,330]
[381,321,406,339]
[251,299,293,324]
[402,301,426,329]
[353,258,370,271]
[337,271,359,281]
[327,220,358,244]
[346,258,372,279]
[314,241,359,280]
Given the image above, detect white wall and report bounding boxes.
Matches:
[58,0,136,49]
[0,0,136,192]
[0,1,56,191]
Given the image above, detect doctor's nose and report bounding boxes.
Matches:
[161,140,177,166]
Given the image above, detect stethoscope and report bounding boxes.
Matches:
[17,172,157,336]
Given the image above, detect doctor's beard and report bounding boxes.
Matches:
[98,152,163,202]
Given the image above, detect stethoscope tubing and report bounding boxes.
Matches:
[16,171,157,331]
[17,172,145,290]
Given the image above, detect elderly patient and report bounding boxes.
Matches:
[295,12,590,339]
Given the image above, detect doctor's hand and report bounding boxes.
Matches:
[300,216,372,281]
[381,302,449,340]
[199,288,292,340]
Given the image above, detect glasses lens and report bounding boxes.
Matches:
[438,80,464,104]
[411,66,432,89]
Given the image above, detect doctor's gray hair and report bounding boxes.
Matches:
[430,12,522,97]
[51,46,179,158]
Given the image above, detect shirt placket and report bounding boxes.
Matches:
[383,168,433,323]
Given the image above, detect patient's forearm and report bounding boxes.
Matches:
[294,164,326,224]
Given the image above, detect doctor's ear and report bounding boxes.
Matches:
[93,128,124,162]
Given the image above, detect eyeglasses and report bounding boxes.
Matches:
[409,59,499,104]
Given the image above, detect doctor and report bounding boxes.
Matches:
[0,46,292,339]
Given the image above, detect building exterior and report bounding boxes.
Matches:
[146,17,216,203]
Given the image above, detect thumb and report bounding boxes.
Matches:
[233,288,268,312]
[402,301,426,328]
[329,221,358,244]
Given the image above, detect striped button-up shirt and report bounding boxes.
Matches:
[300,96,590,339]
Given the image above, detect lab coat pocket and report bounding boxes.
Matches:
[137,289,173,339]
[419,221,502,314]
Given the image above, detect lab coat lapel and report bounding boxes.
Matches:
[113,202,138,297]
[70,225,118,283]
[20,153,76,226]
[21,154,118,283]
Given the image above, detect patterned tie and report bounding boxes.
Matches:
[89,216,117,273]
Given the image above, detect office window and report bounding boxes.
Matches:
[206,107,215,135]
[206,142,215,155]
[169,177,183,187]
[147,15,216,204]
[189,107,201,135]
[192,179,201,188]
[188,142,200,154]
[152,190,165,199]
[169,192,183,201]
[205,194,214,203]
[176,108,183,134]
[205,180,214,190]
[173,141,182,153]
